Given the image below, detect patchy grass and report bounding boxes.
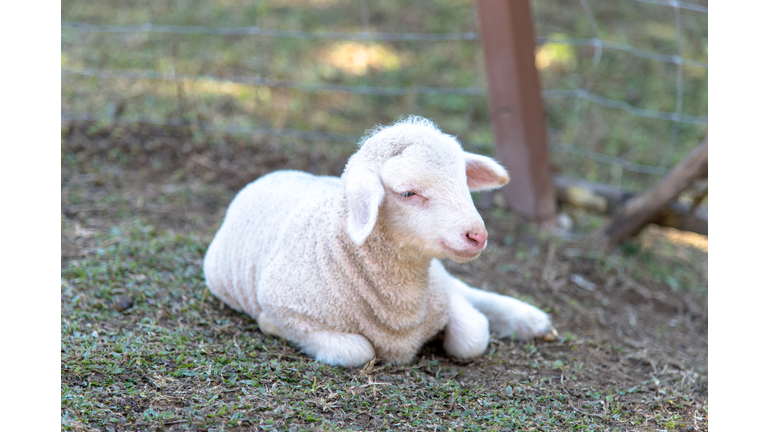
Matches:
[61,2,708,429]
[61,125,707,431]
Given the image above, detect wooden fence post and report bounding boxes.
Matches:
[476,0,557,226]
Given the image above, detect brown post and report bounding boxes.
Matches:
[476,0,557,225]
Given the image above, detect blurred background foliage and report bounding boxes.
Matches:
[61,0,707,192]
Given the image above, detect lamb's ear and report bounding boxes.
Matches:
[344,168,385,245]
[464,152,510,191]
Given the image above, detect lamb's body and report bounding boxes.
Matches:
[205,171,450,363]
[204,117,557,366]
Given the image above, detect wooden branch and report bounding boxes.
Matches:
[553,175,707,235]
[654,201,708,235]
[587,139,708,249]
[553,176,633,214]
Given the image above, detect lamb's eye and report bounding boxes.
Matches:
[401,191,415,198]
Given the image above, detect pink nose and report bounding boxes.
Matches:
[466,231,488,247]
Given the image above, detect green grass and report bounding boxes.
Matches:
[61,143,708,429]
[61,219,705,431]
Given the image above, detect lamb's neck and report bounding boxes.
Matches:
[331,203,433,323]
[360,222,432,287]
[341,230,433,331]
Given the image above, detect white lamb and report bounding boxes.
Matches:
[204,116,557,367]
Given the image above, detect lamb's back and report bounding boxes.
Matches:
[203,171,342,316]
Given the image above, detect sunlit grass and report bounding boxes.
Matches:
[321,42,405,76]
[535,36,576,70]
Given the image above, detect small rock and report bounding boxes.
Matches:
[115,295,134,311]
[570,274,597,291]
[557,212,574,231]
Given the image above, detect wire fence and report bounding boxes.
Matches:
[61,0,708,190]
[60,67,707,125]
[61,20,708,68]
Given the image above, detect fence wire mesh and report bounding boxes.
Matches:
[62,0,707,191]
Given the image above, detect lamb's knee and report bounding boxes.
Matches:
[298,331,375,367]
[443,297,489,359]
[257,312,286,339]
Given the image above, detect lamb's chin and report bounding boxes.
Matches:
[439,243,483,263]
[447,253,482,263]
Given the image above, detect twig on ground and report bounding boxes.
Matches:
[569,402,604,419]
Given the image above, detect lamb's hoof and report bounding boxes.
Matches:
[537,328,558,342]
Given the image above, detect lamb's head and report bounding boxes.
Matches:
[342,117,509,263]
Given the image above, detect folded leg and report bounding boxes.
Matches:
[432,260,557,341]
[295,330,376,367]
[455,279,557,340]
[258,312,375,367]
[442,292,490,359]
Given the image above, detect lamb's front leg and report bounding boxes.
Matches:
[442,292,490,359]
[453,277,558,341]
[429,261,489,359]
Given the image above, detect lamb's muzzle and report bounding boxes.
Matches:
[203,115,558,367]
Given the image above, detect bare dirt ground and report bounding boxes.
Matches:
[62,122,707,431]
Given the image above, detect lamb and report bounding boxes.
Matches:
[203,116,557,367]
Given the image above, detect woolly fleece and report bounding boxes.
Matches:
[203,117,556,366]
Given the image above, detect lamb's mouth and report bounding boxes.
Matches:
[440,241,483,259]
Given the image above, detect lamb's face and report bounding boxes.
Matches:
[377,144,507,262]
[343,118,509,258]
